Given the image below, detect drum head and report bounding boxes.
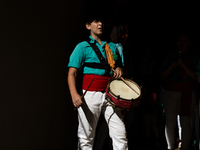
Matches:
[109,79,141,100]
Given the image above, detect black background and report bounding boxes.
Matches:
[0,1,199,150]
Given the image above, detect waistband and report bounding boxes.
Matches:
[82,74,111,91]
[164,80,194,92]
[164,80,194,116]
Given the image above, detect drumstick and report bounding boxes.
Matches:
[112,68,139,95]
[81,77,95,99]
[74,77,95,110]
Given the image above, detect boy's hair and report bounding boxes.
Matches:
[85,12,104,24]
[83,11,105,37]
[174,31,191,42]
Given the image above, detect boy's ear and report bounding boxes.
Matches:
[85,23,91,30]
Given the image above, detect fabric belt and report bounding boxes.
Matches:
[82,74,111,91]
[164,80,194,116]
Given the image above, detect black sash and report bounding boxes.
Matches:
[84,39,111,73]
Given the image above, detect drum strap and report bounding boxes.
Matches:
[85,39,111,73]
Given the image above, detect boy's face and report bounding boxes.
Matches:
[86,20,104,36]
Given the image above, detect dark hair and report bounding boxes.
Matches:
[110,25,128,43]
[85,12,104,24]
[175,31,191,42]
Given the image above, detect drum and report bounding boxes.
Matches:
[106,78,141,110]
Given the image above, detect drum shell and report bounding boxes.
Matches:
[105,79,141,110]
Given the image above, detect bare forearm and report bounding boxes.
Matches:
[182,66,196,80]
[68,67,83,108]
[68,74,78,96]
[160,62,179,79]
[113,67,123,79]
[160,66,172,79]
[177,58,196,79]
[68,68,79,97]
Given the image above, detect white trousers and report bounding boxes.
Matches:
[77,90,128,150]
[162,90,196,150]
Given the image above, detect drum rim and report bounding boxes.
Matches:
[107,78,141,101]
[106,94,131,110]
[106,91,141,110]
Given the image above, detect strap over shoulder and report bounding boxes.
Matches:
[86,39,111,71]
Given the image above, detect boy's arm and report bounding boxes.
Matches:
[113,67,124,79]
[160,62,178,79]
[177,58,197,80]
[113,44,124,79]
[68,67,83,108]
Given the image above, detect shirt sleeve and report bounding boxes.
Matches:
[68,42,86,70]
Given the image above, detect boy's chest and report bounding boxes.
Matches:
[85,46,107,61]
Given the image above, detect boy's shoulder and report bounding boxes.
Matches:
[75,40,91,49]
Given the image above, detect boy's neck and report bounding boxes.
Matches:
[91,33,102,45]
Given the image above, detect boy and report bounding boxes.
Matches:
[67,14,128,150]
[160,33,198,150]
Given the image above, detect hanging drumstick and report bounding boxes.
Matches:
[74,77,95,110]
[112,68,139,95]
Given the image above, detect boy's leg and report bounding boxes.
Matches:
[179,116,192,150]
[162,91,179,150]
[102,97,128,150]
[180,92,196,150]
[77,91,104,150]
[93,115,109,150]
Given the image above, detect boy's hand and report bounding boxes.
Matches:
[170,62,178,69]
[113,67,123,79]
[177,58,186,68]
[72,93,84,108]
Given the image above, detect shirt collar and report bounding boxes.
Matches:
[89,35,95,43]
[89,36,106,47]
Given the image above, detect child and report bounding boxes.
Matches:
[67,13,128,150]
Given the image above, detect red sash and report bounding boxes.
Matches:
[82,74,111,91]
[164,80,194,116]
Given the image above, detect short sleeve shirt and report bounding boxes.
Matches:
[68,36,124,75]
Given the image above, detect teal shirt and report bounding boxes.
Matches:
[68,36,124,75]
[160,51,199,82]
